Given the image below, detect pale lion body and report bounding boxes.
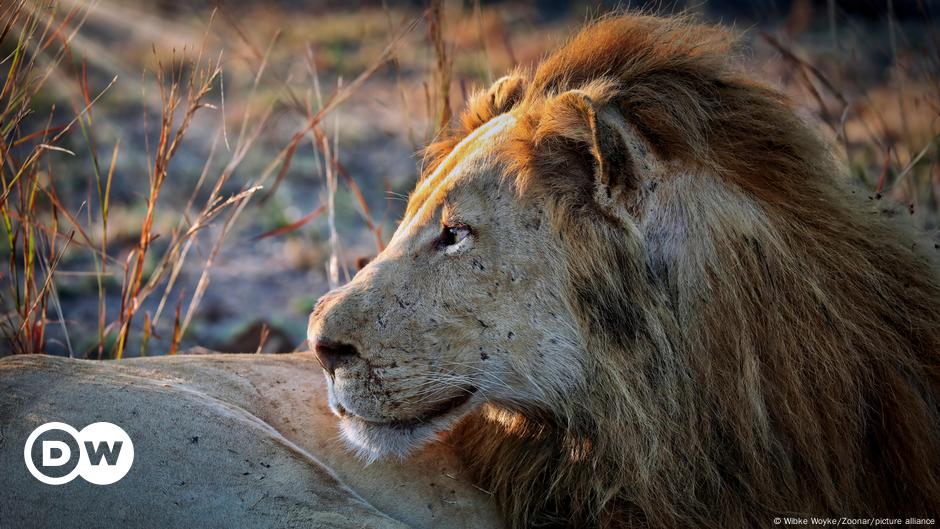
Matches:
[0,352,503,528]
[309,13,940,529]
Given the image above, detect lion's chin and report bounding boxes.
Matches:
[334,390,478,463]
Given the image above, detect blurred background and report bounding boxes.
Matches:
[1,0,938,357]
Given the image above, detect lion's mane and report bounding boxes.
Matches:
[430,14,940,529]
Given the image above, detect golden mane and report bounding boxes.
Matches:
[428,13,940,529]
[426,13,826,208]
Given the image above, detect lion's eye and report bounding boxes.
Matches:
[439,225,471,248]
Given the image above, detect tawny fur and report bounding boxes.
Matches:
[425,14,940,529]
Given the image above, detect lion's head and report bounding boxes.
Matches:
[305,101,586,459]
[309,14,940,528]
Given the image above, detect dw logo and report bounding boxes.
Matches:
[23,422,134,485]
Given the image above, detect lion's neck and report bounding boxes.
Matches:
[453,407,619,529]
[454,383,706,529]
[450,264,692,528]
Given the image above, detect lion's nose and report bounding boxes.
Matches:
[314,339,360,376]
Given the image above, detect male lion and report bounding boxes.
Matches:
[307,13,940,529]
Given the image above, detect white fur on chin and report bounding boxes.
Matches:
[338,417,438,463]
[337,405,474,464]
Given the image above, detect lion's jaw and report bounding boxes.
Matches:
[326,373,480,461]
[307,114,585,461]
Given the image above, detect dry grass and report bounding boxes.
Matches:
[1,1,938,356]
[0,0,415,355]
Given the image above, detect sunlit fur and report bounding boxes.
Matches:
[312,13,940,529]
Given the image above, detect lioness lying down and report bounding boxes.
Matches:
[3,13,940,529]
[0,353,503,529]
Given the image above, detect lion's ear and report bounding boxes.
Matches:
[535,90,640,218]
[486,75,527,115]
[460,75,527,133]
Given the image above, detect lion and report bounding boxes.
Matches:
[307,13,940,529]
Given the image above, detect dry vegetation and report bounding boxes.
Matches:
[1,0,938,356]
